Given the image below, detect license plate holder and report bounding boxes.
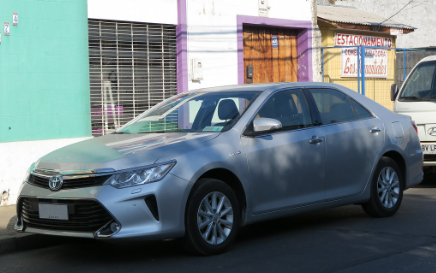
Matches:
[39,203,69,220]
[422,143,436,155]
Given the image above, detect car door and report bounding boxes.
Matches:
[241,89,327,214]
[308,88,385,199]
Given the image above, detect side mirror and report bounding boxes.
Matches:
[253,118,282,134]
[391,83,398,101]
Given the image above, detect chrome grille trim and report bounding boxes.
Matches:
[33,167,116,178]
[28,174,112,190]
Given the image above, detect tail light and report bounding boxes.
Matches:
[411,120,418,134]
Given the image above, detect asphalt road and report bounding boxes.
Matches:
[1,174,436,273]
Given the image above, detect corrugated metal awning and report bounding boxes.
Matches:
[317,4,416,30]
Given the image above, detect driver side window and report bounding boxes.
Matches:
[255,89,313,131]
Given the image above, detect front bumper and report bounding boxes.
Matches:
[15,173,192,240]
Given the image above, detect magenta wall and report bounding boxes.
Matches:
[237,15,313,84]
[176,0,188,93]
[176,3,314,94]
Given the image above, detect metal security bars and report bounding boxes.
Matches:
[88,19,177,136]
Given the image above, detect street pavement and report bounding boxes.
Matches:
[0,174,435,273]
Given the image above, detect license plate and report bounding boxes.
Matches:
[39,203,69,220]
[422,143,436,154]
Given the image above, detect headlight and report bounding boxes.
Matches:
[106,161,176,189]
[22,162,35,185]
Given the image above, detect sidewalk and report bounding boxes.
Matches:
[0,205,26,254]
[0,205,17,237]
[0,205,52,254]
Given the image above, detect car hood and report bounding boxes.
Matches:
[35,132,219,171]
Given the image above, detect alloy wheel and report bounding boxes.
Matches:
[197,191,233,245]
[377,167,400,208]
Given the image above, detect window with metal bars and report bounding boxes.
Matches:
[88,19,177,136]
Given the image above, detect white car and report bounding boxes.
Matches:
[392,56,436,172]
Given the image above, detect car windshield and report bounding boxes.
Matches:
[400,61,436,101]
[116,91,261,134]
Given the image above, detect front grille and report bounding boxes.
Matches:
[28,174,111,190]
[424,154,436,161]
[20,198,113,232]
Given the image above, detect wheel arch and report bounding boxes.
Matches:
[192,168,248,224]
[381,150,407,189]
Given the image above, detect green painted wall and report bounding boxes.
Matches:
[0,0,91,142]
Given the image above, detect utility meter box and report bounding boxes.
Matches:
[191,58,203,81]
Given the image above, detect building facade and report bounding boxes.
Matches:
[0,0,91,205]
[334,0,436,49]
[316,4,414,110]
[0,0,318,205]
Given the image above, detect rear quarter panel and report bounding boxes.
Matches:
[335,84,423,189]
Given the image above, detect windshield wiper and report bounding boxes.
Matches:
[112,131,129,134]
[138,130,189,134]
[401,96,421,100]
[138,130,168,134]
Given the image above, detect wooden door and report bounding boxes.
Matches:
[243,26,298,84]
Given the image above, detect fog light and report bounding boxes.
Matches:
[110,222,120,233]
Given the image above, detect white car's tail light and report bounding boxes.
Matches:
[411,120,418,134]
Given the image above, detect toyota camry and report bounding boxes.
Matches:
[16,82,423,255]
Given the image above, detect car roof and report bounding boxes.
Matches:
[184,82,393,120]
[418,55,436,63]
[186,82,350,94]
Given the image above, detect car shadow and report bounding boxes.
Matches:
[414,173,436,188]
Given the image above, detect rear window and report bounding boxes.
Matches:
[309,88,357,124]
[351,100,373,119]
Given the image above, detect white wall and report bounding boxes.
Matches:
[335,0,436,48]
[311,1,323,82]
[186,0,313,90]
[0,137,92,206]
[87,0,178,24]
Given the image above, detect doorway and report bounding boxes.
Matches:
[243,25,298,84]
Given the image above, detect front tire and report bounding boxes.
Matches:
[362,157,404,217]
[184,178,240,255]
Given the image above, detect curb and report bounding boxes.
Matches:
[0,233,45,255]
[0,234,34,255]
[0,205,89,255]
[0,233,79,255]
[0,204,69,255]
[0,237,18,255]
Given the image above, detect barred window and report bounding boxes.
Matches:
[88,19,177,136]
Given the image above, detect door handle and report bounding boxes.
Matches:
[370,128,381,133]
[309,136,323,145]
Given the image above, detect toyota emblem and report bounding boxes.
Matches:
[49,175,64,191]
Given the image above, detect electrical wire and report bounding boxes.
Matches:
[378,0,414,27]
[404,0,427,11]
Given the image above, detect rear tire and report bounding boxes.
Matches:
[183,178,240,255]
[362,156,404,217]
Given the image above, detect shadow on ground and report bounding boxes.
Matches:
[1,172,435,273]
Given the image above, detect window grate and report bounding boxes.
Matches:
[88,19,178,136]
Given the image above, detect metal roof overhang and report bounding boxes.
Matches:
[317,4,416,34]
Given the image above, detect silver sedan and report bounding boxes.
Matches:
[16,83,423,255]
